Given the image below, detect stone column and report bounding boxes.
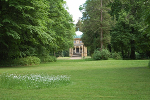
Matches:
[69,48,73,57]
[79,46,80,53]
[69,48,71,56]
[72,48,73,56]
[81,45,83,57]
[84,46,87,57]
[75,46,76,53]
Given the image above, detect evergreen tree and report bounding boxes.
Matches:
[80,0,112,54]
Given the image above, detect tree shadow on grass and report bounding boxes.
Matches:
[123,66,149,70]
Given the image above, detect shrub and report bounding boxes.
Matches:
[92,50,101,60]
[92,49,110,60]
[0,56,41,67]
[0,55,57,67]
[63,50,69,57]
[100,49,110,60]
[39,55,57,62]
[112,52,122,60]
[135,52,140,59]
[15,56,41,66]
[135,52,148,60]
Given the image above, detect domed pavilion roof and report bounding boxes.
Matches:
[74,31,83,38]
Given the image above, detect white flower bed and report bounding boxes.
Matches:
[0,73,70,89]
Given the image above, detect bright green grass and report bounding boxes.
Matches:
[0,59,150,100]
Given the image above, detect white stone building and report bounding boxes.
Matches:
[69,31,87,57]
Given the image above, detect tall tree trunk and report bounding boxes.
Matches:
[121,49,124,58]
[100,0,103,50]
[108,44,111,52]
[130,40,135,59]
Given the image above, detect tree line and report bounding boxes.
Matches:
[79,0,150,59]
[0,0,75,62]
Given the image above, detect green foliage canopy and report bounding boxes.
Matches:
[0,0,75,61]
[109,0,150,59]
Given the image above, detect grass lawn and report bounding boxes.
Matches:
[0,59,150,100]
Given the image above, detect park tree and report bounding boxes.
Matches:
[0,0,75,61]
[80,0,112,55]
[0,0,53,60]
[109,0,150,59]
[48,0,75,55]
[111,10,140,58]
[137,0,150,57]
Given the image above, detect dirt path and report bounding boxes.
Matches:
[70,57,82,59]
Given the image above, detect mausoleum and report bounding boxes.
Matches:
[69,31,87,57]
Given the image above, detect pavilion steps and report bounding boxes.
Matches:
[72,53,81,57]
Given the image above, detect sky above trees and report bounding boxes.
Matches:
[64,0,86,24]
